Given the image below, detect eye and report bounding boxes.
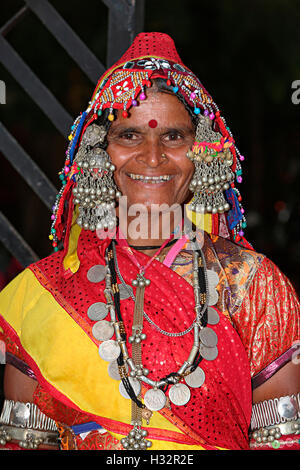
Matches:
[162,130,185,144]
[167,131,182,140]
[120,131,136,140]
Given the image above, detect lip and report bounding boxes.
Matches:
[126,173,175,184]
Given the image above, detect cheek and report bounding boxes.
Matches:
[107,143,125,167]
[107,144,130,187]
[180,160,195,186]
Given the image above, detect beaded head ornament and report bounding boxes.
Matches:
[50,32,250,253]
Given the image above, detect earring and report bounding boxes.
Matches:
[72,124,121,231]
[187,114,234,214]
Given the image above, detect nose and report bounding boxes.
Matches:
[136,137,167,168]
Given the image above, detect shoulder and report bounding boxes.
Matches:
[206,234,300,375]
[0,250,64,339]
[205,233,265,314]
[232,252,300,376]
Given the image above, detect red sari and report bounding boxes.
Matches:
[0,229,298,450]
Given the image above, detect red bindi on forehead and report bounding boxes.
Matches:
[148,119,158,128]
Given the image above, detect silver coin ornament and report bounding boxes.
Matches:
[87,302,108,321]
[199,327,218,348]
[87,265,107,283]
[199,343,218,361]
[108,361,122,381]
[118,283,133,300]
[11,403,30,426]
[169,383,191,406]
[119,378,141,399]
[277,396,298,420]
[184,367,206,389]
[92,320,114,341]
[206,269,219,287]
[207,306,220,325]
[208,288,218,306]
[144,388,167,411]
[98,340,121,362]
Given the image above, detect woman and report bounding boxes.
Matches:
[0,32,299,451]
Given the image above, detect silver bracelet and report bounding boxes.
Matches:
[251,392,300,430]
[0,399,59,448]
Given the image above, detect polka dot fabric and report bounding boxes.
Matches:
[33,230,252,450]
[100,32,186,82]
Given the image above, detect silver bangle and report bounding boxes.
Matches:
[250,419,300,448]
[0,424,59,448]
[0,399,59,448]
[251,393,300,430]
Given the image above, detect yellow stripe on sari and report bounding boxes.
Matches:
[0,268,218,450]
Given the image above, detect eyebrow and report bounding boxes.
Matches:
[108,124,194,136]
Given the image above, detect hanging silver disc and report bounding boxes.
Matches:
[277,396,298,419]
[206,269,219,287]
[92,320,114,341]
[207,307,220,325]
[119,377,141,399]
[169,383,191,406]
[87,302,108,321]
[199,344,218,361]
[11,402,30,427]
[98,340,120,362]
[108,361,122,381]
[144,388,167,411]
[87,265,107,283]
[118,283,133,300]
[184,367,206,388]
[208,288,218,306]
[199,327,218,348]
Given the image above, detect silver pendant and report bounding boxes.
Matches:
[119,378,141,399]
[277,396,298,420]
[199,327,218,348]
[87,265,107,283]
[144,388,167,411]
[169,383,191,406]
[199,343,218,361]
[118,283,133,300]
[184,367,205,388]
[98,340,121,362]
[92,320,114,341]
[206,269,219,287]
[108,360,122,381]
[207,306,220,325]
[87,302,108,321]
[208,288,218,306]
[10,402,30,427]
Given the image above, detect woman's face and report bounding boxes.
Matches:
[106,91,195,210]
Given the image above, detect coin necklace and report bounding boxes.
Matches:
[86,237,220,450]
[107,237,176,450]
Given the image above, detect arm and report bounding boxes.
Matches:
[252,357,300,404]
[250,357,300,450]
[1,364,60,450]
[235,257,300,450]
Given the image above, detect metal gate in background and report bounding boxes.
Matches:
[0,0,145,268]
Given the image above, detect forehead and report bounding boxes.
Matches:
[110,91,194,129]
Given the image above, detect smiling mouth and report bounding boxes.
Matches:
[127,173,173,183]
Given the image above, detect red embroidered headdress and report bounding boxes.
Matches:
[49,32,249,254]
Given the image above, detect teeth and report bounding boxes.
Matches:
[128,173,172,183]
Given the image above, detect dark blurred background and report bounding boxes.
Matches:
[1,0,299,295]
[0,1,299,294]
